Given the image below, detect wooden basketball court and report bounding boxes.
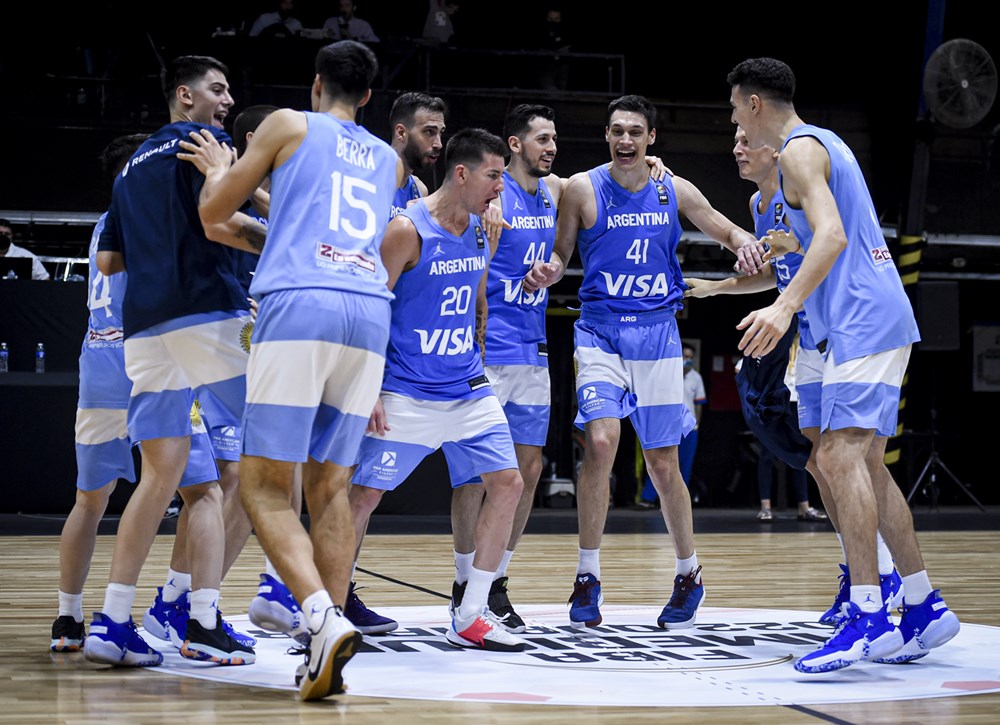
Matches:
[3,506,998,724]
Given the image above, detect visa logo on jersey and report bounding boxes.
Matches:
[416,326,475,355]
[600,271,670,297]
[502,279,547,306]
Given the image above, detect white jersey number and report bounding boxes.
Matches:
[329,171,377,239]
[440,285,473,316]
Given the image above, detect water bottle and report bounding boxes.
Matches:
[0,342,8,373]
[35,343,45,373]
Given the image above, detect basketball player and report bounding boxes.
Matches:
[182,40,405,699]
[349,128,527,652]
[727,56,959,672]
[84,55,262,668]
[522,94,758,631]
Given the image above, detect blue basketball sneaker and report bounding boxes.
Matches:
[83,612,163,667]
[344,582,398,635]
[819,564,851,625]
[871,589,960,664]
[795,602,903,673]
[142,587,184,641]
[821,565,904,626]
[881,569,904,613]
[657,566,704,629]
[248,573,309,643]
[568,573,603,629]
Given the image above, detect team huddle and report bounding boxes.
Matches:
[49,42,959,700]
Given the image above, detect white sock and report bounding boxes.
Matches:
[162,569,191,603]
[495,550,515,579]
[457,567,493,620]
[454,550,475,584]
[902,571,933,605]
[676,553,700,581]
[302,590,335,632]
[189,588,219,629]
[58,590,84,622]
[577,548,600,580]
[851,585,882,613]
[102,583,136,624]
[264,557,282,582]
[836,533,846,561]
[875,531,894,576]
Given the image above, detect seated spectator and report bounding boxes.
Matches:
[323,0,379,42]
[422,0,459,45]
[249,0,304,38]
[0,218,50,280]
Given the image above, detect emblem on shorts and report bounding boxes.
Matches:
[239,320,254,353]
[381,451,397,466]
[582,386,598,401]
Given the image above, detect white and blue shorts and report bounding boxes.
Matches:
[794,344,824,430]
[242,289,390,467]
[76,345,220,490]
[75,343,135,491]
[484,364,551,447]
[197,392,241,463]
[573,309,694,449]
[352,392,518,491]
[821,343,911,437]
[124,310,249,444]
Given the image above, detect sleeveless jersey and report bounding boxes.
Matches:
[576,166,684,315]
[392,175,422,218]
[382,201,492,401]
[250,112,397,301]
[483,171,554,366]
[97,122,248,337]
[752,188,816,350]
[780,126,919,360]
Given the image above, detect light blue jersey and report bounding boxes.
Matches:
[392,175,422,218]
[576,166,685,315]
[80,213,129,407]
[382,201,492,401]
[483,171,553,366]
[752,188,816,351]
[250,111,397,301]
[780,125,919,361]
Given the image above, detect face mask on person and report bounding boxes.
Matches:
[683,358,694,370]
[0,232,12,254]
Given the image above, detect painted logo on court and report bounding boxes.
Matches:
[150,605,1000,707]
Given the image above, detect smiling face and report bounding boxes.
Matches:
[514,116,557,179]
[605,110,654,169]
[185,69,234,128]
[733,126,777,184]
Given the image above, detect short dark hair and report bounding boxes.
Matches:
[162,55,229,103]
[444,128,507,174]
[233,104,280,156]
[389,92,448,128]
[0,218,11,228]
[503,104,555,142]
[99,133,149,184]
[315,40,378,103]
[726,58,796,104]
[607,94,656,130]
